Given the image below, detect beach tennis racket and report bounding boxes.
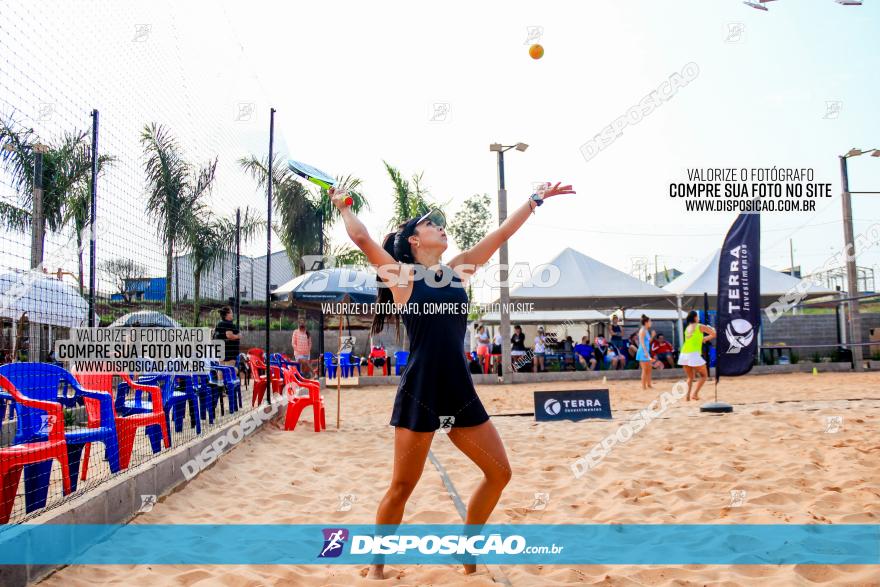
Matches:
[288,159,354,206]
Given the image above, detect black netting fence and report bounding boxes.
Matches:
[0,2,307,524]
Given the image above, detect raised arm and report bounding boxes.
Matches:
[449,182,574,270]
[330,188,396,268]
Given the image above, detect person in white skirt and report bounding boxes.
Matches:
[678,310,716,401]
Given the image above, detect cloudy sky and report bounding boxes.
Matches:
[1,0,878,301]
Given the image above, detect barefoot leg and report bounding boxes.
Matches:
[683,366,694,400]
[447,421,512,575]
[692,365,708,401]
[369,427,434,579]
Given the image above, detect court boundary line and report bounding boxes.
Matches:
[427,449,514,586]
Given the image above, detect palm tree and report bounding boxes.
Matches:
[62,156,115,294]
[141,122,217,316]
[383,161,445,228]
[0,113,113,271]
[328,243,368,268]
[239,155,366,275]
[181,206,262,325]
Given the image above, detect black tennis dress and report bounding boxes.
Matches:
[390,265,490,432]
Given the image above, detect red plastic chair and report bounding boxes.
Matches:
[281,366,325,432]
[367,348,389,376]
[75,373,171,475]
[248,347,265,363]
[249,357,283,406]
[0,374,71,523]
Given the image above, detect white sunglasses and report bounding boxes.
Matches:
[415,208,446,228]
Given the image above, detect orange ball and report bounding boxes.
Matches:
[529,44,544,59]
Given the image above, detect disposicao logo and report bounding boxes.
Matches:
[318,528,349,558]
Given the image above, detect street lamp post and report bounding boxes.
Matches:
[839,147,880,372]
[489,142,528,384]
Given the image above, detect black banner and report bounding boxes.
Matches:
[716,213,761,379]
[534,389,612,421]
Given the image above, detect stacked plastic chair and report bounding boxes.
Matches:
[0,363,120,505]
[323,352,337,379]
[339,352,361,377]
[0,374,71,523]
[117,369,200,437]
[210,361,242,414]
[75,372,170,475]
[248,355,283,406]
[281,364,325,432]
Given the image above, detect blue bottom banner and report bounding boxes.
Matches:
[0,524,877,565]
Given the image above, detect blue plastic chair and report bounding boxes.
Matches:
[192,373,219,425]
[210,362,241,414]
[323,352,337,379]
[339,353,361,377]
[0,363,121,509]
[395,351,409,375]
[117,371,200,439]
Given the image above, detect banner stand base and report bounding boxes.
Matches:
[700,401,733,413]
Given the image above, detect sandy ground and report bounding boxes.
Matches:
[40,371,880,586]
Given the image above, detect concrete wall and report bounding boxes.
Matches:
[0,404,279,587]
[762,313,880,357]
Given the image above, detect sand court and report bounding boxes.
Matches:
[39,371,880,586]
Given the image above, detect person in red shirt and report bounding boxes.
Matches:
[651,333,675,368]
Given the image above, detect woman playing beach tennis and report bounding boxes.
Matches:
[331,181,574,578]
[678,310,716,401]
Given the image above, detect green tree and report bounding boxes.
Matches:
[141,122,217,315]
[448,193,492,300]
[239,155,366,275]
[0,113,113,271]
[182,206,262,325]
[448,193,492,251]
[63,160,115,294]
[329,243,368,268]
[383,161,443,228]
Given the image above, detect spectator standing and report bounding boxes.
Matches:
[511,324,527,371]
[475,324,491,358]
[292,317,313,376]
[533,326,547,372]
[491,330,502,355]
[214,306,240,366]
[609,315,624,348]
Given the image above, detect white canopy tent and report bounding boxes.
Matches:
[0,271,89,328]
[0,271,90,360]
[480,310,611,324]
[663,249,837,307]
[663,249,839,342]
[506,248,677,311]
